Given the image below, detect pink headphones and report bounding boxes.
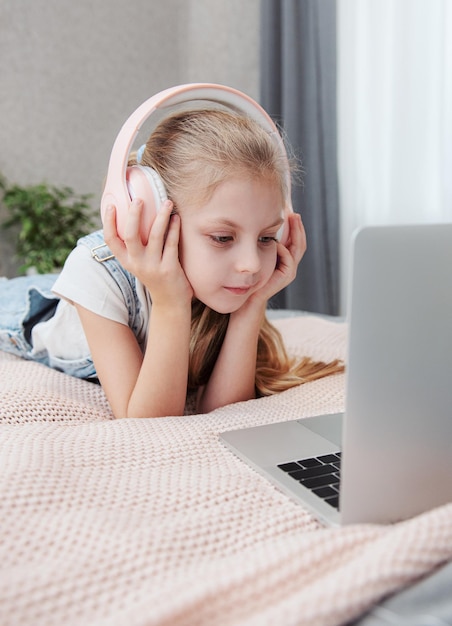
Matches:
[100,83,293,244]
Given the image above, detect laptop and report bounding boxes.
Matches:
[220,224,452,526]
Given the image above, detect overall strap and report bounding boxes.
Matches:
[77,230,139,329]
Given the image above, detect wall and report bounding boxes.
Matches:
[0,0,260,276]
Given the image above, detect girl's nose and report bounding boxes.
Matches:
[235,245,261,274]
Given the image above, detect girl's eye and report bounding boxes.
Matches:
[210,235,234,245]
[259,236,278,245]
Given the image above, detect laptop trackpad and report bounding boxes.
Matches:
[297,413,343,448]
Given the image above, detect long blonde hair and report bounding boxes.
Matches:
[130,108,344,395]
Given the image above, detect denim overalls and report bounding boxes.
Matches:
[0,230,142,379]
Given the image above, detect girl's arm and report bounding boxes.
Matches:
[197,213,306,413]
[75,301,190,419]
[196,299,265,412]
[76,199,193,419]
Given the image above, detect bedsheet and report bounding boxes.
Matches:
[1,315,451,626]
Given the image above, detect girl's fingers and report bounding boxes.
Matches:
[103,204,126,255]
[123,198,145,248]
[286,213,306,262]
[297,214,307,256]
[146,200,174,241]
[119,199,174,255]
[102,204,116,238]
[275,240,293,271]
[162,212,181,249]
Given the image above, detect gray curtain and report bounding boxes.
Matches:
[260,0,339,315]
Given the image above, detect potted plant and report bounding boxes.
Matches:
[0,174,95,275]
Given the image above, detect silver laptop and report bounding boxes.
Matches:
[220,224,452,526]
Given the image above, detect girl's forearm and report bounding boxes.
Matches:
[127,303,191,418]
[197,300,266,413]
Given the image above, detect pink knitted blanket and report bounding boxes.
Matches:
[1,316,451,626]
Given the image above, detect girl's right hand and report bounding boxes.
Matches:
[103,198,193,309]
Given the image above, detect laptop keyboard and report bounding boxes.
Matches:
[277,452,341,509]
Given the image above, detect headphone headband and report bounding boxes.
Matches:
[100,83,292,237]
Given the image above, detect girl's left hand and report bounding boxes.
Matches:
[250,212,307,305]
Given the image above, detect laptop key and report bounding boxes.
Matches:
[312,486,337,498]
[277,462,302,472]
[325,494,340,509]
[288,464,337,481]
[301,474,339,488]
[297,457,322,468]
[317,453,341,464]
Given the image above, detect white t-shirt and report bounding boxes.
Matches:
[31,243,151,361]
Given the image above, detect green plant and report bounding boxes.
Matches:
[0,174,95,274]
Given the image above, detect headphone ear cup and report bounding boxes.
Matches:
[124,165,168,244]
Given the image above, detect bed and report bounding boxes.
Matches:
[1,313,451,626]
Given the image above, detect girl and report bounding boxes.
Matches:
[0,105,343,418]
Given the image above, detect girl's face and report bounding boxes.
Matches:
[178,177,284,314]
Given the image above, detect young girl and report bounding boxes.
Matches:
[0,104,342,418]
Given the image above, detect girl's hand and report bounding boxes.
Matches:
[103,198,193,308]
[249,212,307,306]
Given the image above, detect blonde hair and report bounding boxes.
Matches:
[130,109,344,395]
[135,108,289,208]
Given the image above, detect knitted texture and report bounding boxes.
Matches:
[1,316,451,626]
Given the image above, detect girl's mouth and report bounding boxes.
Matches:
[224,286,252,295]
